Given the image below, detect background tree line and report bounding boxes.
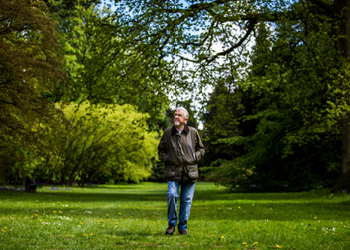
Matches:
[2,0,350,192]
[0,0,172,186]
[109,0,350,192]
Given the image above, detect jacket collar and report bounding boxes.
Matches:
[171,124,189,135]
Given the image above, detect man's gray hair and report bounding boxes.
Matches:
[176,107,189,119]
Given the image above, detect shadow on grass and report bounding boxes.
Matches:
[1,195,349,222]
[1,186,349,203]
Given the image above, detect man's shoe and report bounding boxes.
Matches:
[179,230,188,235]
[165,226,175,235]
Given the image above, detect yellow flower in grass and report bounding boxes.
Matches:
[89,233,93,236]
[34,214,38,216]
[115,226,118,228]
[80,222,83,224]
[314,217,317,219]
[53,211,57,213]
[253,242,258,246]
[39,220,42,222]
[276,245,281,248]
[221,234,225,239]
[83,233,87,237]
[118,213,121,215]
[242,242,247,245]
[25,217,27,219]
[1,230,6,233]
[4,227,7,229]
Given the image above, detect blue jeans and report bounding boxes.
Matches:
[167,181,196,231]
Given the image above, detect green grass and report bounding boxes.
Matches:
[0,182,349,249]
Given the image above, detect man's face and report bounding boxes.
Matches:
[174,110,188,127]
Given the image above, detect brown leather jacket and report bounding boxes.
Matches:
[158,125,205,182]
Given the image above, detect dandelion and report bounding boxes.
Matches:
[130,216,133,218]
[115,226,118,228]
[34,214,38,216]
[4,227,7,229]
[59,211,63,214]
[221,234,225,239]
[107,214,109,216]
[1,230,6,233]
[89,233,93,236]
[238,206,241,209]
[83,233,87,236]
[53,211,57,213]
[39,220,42,222]
[25,217,27,219]
[97,221,99,223]
[118,213,121,215]
[80,222,83,224]
[253,242,258,246]
[276,245,281,248]
[314,217,317,219]
[266,234,269,235]
[242,242,247,245]
[153,222,155,224]
[252,204,255,206]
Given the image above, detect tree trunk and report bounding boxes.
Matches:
[14,168,18,189]
[332,0,350,192]
[333,115,350,192]
[342,114,350,175]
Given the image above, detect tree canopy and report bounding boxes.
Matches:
[3,0,350,191]
[0,0,68,183]
[109,0,350,191]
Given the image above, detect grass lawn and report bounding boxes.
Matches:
[0,182,349,249]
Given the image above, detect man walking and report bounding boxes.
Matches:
[158,107,205,235]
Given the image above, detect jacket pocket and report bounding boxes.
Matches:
[186,165,199,179]
[164,165,176,179]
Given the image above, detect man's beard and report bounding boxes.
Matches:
[174,121,180,126]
